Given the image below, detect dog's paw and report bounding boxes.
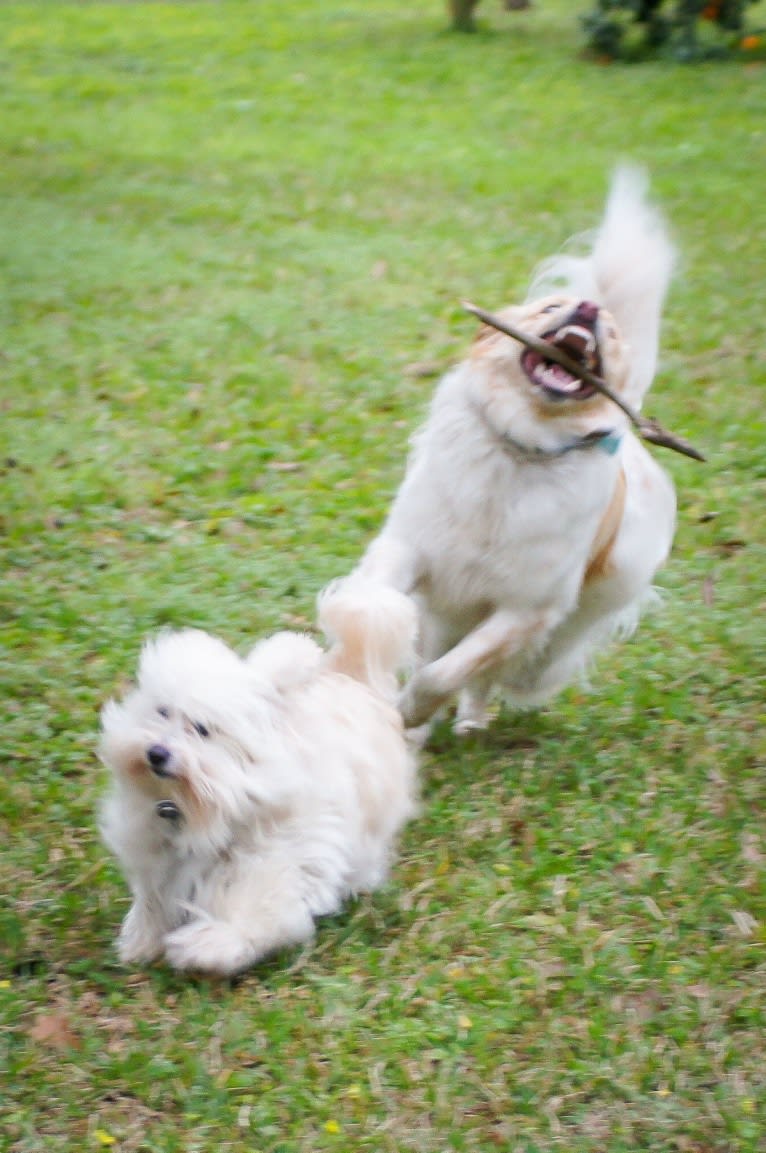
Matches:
[452,716,489,736]
[164,919,257,976]
[454,686,495,736]
[117,905,164,966]
[399,678,446,730]
[404,722,433,749]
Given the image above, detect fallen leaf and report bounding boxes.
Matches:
[731,909,758,937]
[29,1011,81,1051]
[741,832,763,866]
[642,896,665,922]
[714,538,746,557]
[268,460,302,472]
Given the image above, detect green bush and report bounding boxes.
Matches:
[582,0,759,58]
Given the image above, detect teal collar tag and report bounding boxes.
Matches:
[596,432,623,456]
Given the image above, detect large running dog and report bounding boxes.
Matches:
[355,168,678,735]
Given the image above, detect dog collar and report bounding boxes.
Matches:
[470,397,623,460]
[498,428,623,459]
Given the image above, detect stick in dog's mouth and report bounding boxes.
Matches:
[462,301,705,462]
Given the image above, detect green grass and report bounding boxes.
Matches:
[1,1,765,1149]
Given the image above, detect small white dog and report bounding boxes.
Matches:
[99,579,417,976]
[354,168,678,734]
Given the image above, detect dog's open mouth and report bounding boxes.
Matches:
[521,302,602,401]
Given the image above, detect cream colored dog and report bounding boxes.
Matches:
[355,168,678,734]
[100,578,417,975]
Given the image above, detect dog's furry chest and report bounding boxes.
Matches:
[397,436,616,619]
[150,835,223,921]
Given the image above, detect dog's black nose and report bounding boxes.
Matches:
[571,300,600,327]
[147,744,172,776]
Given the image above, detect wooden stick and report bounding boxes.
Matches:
[462,301,705,462]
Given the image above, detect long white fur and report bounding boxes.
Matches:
[99,579,417,976]
[352,167,678,735]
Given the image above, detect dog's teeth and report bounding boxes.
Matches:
[558,325,597,356]
[537,363,580,392]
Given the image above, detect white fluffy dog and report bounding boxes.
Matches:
[100,579,417,976]
[354,168,678,734]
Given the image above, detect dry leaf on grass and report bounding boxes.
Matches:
[29,1011,81,1051]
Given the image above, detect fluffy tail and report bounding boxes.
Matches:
[528,166,676,408]
[318,576,417,703]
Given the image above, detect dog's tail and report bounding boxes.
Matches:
[528,166,676,409]
[318,576,417,703]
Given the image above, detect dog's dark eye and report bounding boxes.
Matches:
[157,707,170,719]
[541,303,560,314]
[192,721,210,738]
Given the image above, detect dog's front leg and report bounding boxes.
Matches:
[118,897,166,965]
[163,858,317,976]
[399,608,552,729]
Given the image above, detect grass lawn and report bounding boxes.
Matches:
[1,0,765,1149]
